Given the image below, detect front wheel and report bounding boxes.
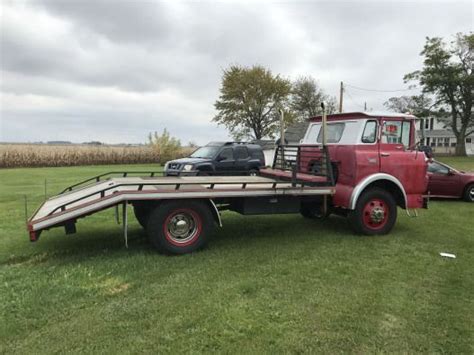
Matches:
[348,188,397,235]
[147,200,215,254]
[463,184,474,202]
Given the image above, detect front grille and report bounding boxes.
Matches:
[168,163,181,170]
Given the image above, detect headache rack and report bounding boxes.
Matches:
[270,144,335,186]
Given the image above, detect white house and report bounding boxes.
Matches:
[419,117,474,156]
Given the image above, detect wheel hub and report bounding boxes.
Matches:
[167,213,197,242]
[371,207,385,223]
[363,199,388,229]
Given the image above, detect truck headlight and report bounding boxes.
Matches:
[183,164,194,171]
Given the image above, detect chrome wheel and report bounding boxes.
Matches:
[165,211,199,244]
[467,186,474,202]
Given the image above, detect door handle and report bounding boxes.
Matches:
[381,152,390,157]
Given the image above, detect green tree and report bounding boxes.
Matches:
[404,33,473,155]
[290,76,337,120]
[383,94,433,118]
[214,65,292,140]
[148,129,182,163]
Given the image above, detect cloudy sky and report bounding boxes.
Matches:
[0,0,472,144]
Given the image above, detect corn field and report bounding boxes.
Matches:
[0,144,178,168]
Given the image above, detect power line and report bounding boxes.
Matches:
[344,89,366,110]
[345,83,416,93]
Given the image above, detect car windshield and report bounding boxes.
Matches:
[190,146,220,159]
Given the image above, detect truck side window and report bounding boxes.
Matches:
[218,148,233,161]
[401,121,410,147]
[317,123,345,143]
[361,120,377,143]
[235,147,249,160]
[381,121,410,147]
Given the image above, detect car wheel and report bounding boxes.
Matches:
[348,187,397,235]
[248,169,259,176]
[463,184,474,202]
[147,200,214,254]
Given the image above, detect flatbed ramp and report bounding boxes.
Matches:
[28,175,335,240]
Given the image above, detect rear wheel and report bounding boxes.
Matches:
[348,187,397,235]
[147,200,214,254]
[248,169,259,176]
[464,184,474,202]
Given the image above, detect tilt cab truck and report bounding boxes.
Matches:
[26,105,429,254]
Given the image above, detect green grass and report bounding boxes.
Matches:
[1,159,473,353]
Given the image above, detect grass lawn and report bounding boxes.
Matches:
[1,158,473,353]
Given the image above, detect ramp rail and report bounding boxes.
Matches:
[60,171,164,194]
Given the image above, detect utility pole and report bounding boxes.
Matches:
[339,81,344,113]
[364,102,367,111]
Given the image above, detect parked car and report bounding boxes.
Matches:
[427,160,474,202]
[164,142,265,176]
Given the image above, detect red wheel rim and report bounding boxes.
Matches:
[362,198,389,230]
[163,208,202,247]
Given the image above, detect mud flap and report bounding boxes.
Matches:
[65,222,77,235]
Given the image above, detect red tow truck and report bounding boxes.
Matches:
[27,110,428,254]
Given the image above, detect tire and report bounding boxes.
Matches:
[248,169,259,176]
[463,184,474,202]
[300,203,331,219]
[197,170,210,176]
[147,200,215,254]
[348,187,397,235]
[133,203,152,229]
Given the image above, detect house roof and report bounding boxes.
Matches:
[251,139,276,150]
[423,129,474,138]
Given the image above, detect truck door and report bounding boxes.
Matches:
[379,120,415,183]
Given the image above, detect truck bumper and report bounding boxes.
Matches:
[407,194,428,209]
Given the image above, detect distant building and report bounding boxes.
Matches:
[46,141,72,145]
[252,139,276,166]
[419,117,474,156]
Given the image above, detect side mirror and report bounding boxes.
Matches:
[216,156,226,162]
[448,169,455,176]
[418,145,433,159]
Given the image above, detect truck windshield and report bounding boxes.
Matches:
[190,146,220,159]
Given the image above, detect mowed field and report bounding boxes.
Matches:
[1,158,473,353]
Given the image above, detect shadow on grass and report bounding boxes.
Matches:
[3,226,153,267]
[6,213,366,265]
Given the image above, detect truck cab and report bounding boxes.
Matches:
[288,111,428,234]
